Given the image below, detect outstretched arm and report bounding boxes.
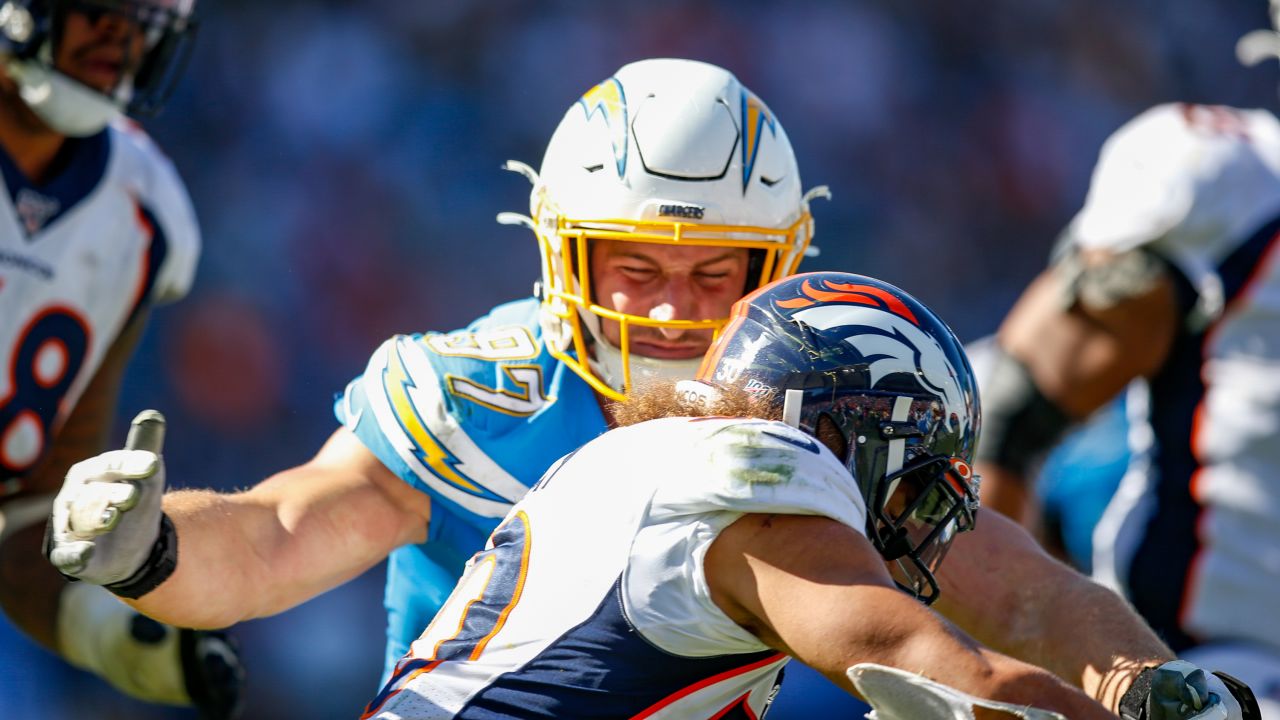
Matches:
[934,510,1173,712]
[704,513,1115,719]
[51,423,429,629]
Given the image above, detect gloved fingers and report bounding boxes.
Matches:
[125,410,166,456]
[67,481,141,536]
[49,539,95,575]
[67,450,161,484]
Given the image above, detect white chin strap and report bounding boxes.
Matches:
[7,58,121,136]
[587,331,702,393]
[579,311,701,394]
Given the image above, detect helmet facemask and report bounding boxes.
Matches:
[780,374,980,605]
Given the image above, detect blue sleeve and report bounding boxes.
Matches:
[333,335,530,531]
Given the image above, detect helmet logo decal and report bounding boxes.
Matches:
[788,303,966,430]
[775,278,920,326]
[578,78,628,177]
[657,203,706,219]
[741,90,777,194]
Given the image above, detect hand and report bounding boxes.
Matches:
[1120,660,1262,720]
[47,410,168,585]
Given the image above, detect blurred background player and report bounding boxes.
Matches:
[45,57,868,715]
[360,272,1257,720]
[0,0,240,716]
[973,4,1280,713]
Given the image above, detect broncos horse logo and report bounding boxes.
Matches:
[775,279,968,431]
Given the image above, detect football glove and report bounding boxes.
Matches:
[47,410,172,593]
[1119,660,1261,720]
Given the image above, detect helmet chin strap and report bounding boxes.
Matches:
[580,311,702,395]
[7,58,121,136]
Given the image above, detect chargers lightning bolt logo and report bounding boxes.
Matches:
[383,343,503,501]
[741,90,777,194]
[578,78,628,177]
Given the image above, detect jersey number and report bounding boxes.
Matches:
[364,512,532,717]
[0,307,89,481]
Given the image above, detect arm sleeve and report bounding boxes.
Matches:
[333,335,528,526]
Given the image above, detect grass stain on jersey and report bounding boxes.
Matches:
[731,463,796,485]
[709,424,801,485]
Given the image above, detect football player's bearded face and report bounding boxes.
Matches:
[589,240,750,360]
[55,6,148,95]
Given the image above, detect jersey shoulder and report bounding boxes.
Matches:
[105,119,200,304]
[333,298,599,524]
[1069,103,1280,255]
[630,417,867,532]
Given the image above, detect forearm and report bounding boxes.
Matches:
[791,587,1114,719]
[126,488,274,627]
[133,463,424,628]
[937,513,1171,711]
[1001,574,1170,712]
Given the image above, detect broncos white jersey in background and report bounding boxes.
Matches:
[1069,103,1280,695]
[361,416,867,719]
[0,118,198,493]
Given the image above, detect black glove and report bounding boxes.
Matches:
[180,629,245,720]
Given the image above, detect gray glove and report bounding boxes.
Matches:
[1119,660,1261,720]
[48,410,168,586]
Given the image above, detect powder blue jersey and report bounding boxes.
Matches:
[335,298,608,677]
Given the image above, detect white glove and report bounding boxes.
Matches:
[1120,660,1261,720]
[846,663,1066,720]
[48,410,168,587]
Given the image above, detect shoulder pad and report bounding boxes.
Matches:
[648,418,867,533]
[108,120,199,305]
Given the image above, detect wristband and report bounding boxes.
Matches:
[104,514,178,600]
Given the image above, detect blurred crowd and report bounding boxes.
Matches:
[1,0,1274,717]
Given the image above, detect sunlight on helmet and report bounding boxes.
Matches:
[500,58,829,401]
[697,272,983,604]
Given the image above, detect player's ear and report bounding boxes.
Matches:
[815,413,847,460]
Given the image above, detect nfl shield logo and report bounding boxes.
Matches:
[16,188,59,235]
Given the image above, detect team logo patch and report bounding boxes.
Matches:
[16,188,60,236]
[741,90,778,194]
[578,78,628,177]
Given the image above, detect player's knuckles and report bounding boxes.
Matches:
[50,541,94,573]
[115,450,161,479]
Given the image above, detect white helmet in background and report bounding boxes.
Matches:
[500,58,829,402]
[0,0,198,136]
[1238,0,1280,68]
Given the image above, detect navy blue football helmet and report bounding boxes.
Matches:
[694,271,982,604]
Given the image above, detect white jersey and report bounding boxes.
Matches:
[1068,103,1280,654]
[362,416,867,720]
[0,118,198,491]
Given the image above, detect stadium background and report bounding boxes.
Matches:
[0,0,1273,717]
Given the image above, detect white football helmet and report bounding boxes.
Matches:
[500,58,829,402]
[0,0,198,136]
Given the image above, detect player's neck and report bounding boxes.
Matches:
[0,89,68,185]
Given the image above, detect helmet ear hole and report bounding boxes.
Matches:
[814,412,848,462]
